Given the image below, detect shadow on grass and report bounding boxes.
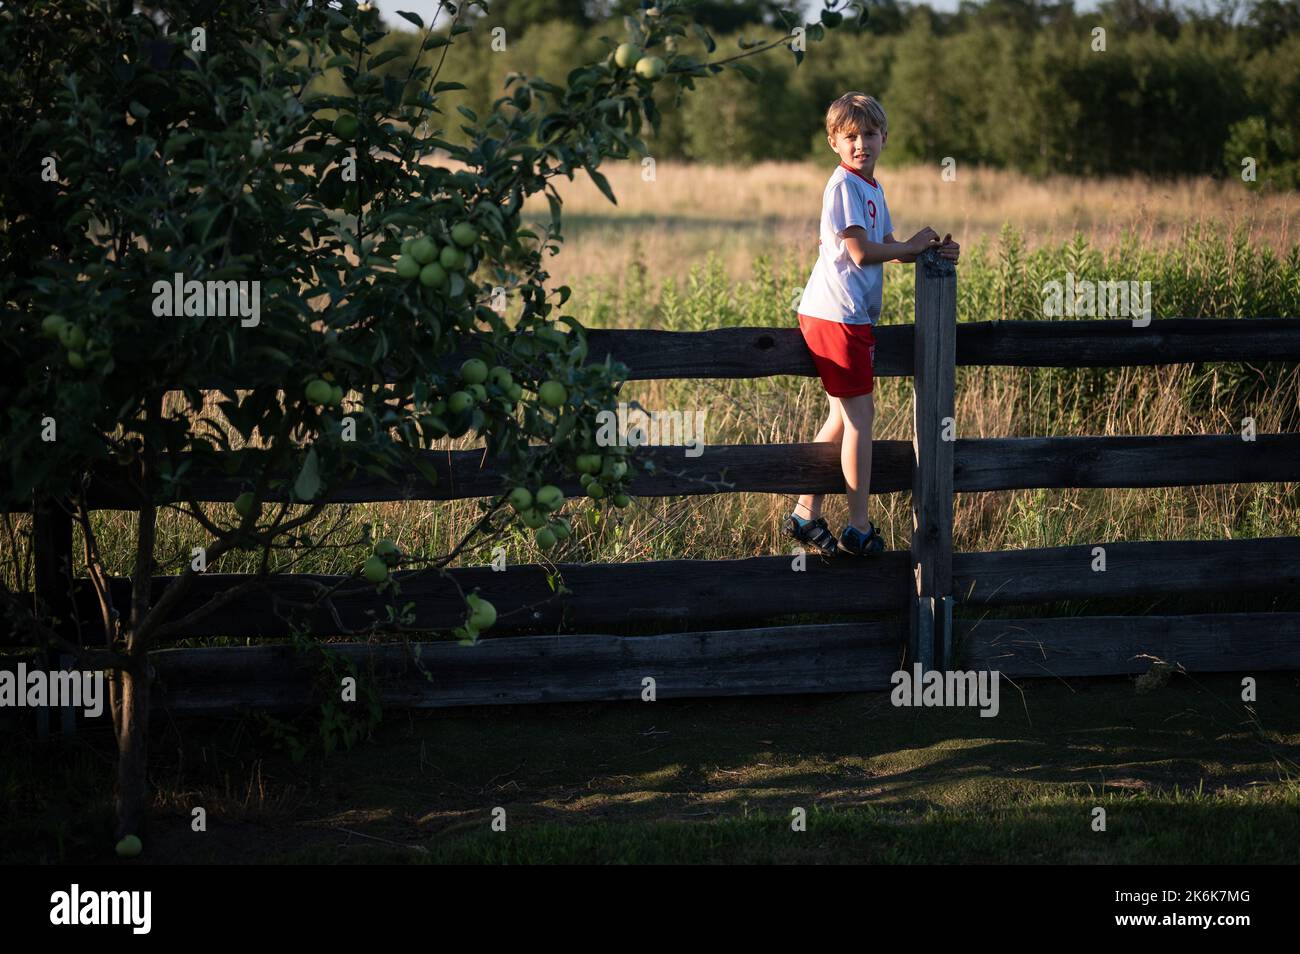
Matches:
[3,672,1298,863]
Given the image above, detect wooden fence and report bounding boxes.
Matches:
[11,249,1300,725]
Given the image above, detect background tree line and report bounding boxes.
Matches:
[333,0,1300,184]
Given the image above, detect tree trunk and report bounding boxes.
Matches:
[113,656,150,840]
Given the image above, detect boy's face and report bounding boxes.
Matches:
[829,123,886,175]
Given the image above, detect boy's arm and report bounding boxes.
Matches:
[843,226,936,267]
[882,232,917,264]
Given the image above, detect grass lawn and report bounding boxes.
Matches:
[5,672,1298,864]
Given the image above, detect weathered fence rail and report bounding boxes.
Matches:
[10,250,1300,723]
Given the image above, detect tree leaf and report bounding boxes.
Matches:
[584,163,618,206]
[294,447,321,502]
[367,49,404,69]
[691,22,716,53]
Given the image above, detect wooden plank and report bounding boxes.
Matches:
[938,596,955,669]
[18,553,913,646]
[953,434,1300,491]
[64,432,1300,512]
[16,535,1300,648]
[910,249,957,667]
[956,317,1300,368]
[149,621,905,711]
[953,536,1300,606]
[960,611,1300,676]
[76,440,917,510]
[11,537,1300,649]
[184,319,1300,390]
[911,597,934,670]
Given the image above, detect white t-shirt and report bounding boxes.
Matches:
[796,162,892,325]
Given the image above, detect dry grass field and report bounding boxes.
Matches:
[523,160,1300,294]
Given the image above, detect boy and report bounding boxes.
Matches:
[785,92,960,556]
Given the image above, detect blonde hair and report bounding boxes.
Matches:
[825,92,888,140]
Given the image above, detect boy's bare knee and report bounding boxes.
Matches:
[839,393,875,424]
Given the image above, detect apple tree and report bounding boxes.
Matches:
[0,0,854,848]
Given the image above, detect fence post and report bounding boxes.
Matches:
[911,248,957,670]
[33,493,76,740]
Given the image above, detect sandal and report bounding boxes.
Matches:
[839,521,886,555]
[782,513,839,557]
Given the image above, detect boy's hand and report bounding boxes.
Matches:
[906,227,942,255]
[938,233,960,263]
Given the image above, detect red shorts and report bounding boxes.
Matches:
[797,313,876,397]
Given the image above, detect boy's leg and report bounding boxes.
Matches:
[794,396,844,521]
[838,391,875,530]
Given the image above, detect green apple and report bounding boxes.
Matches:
[66,351,86,369]
[635,56,667,81]
[468,383,487,402]
[538,380,567,407]
[460,358,488,385]
[305,379,332,405]
[333,113,359,139]
[419,262,447,288]
[374,538,399,560]
[576,453,602,475]
[362,554,389,583]
[451,221,479,248]
[410,237,437,264]
[507,382,523,402]
[535,526,556,550]
[489,366,513,389]
[586,482,605,499]
[467,594,497,629]
[400,238,415,256]
[234,491,257,518]
[579,472,595,488]
[447,390,474,414]
[551,519,571,541]
[521,507,546,529]
[439,245,465,271]
[615,42,642,69]
[59,324,86,350]
[508,487,533,512]
[396,254,420,279]
[535,485,564,511]
[115,834,143,858]
[41,314,68,338]
[329,384,343,406]
[613,492,631,508]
